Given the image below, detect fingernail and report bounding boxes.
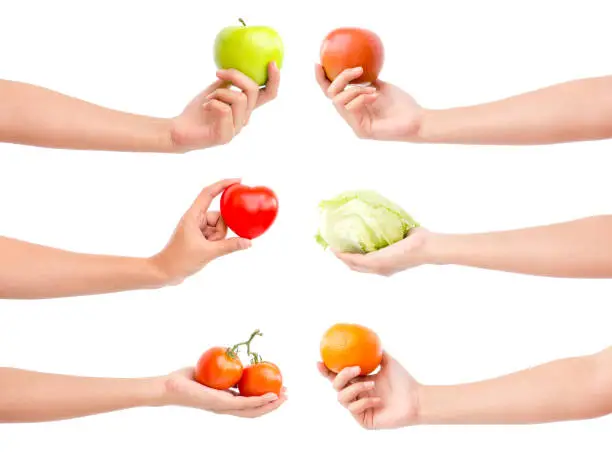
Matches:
[240,239,252,249]
[354,67,363,72]
[353,366,362,375]
[365,381,375,389]
[264,393,278,401]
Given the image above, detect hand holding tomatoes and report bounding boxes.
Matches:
[162,367,286,419]
[195,329,284,399]
[220,183,279,239]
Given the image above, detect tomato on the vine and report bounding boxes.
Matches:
[220,184,278,239]
[238,362,283,397]
[194,347,243,390]
[195,329,283,396]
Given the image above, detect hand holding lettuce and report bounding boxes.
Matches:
[316,190,431,276]
[316,190,419,253]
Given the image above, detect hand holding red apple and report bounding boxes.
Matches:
[316,27,425,142]
[320,27,384,84]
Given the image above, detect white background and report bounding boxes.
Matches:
[1,0,611,457]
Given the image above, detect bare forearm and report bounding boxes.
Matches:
[0,368,164,422]
[0,80,175,152]
[418,76,612,145]
[418,348,612,425]
[427,216,612,278]
[0,237,167,299]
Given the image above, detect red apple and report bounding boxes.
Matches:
[320,28,384,84]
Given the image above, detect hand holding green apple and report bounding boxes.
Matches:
[214,18,284,87]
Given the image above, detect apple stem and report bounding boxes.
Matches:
[239,18,246,27]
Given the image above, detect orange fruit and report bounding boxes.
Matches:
[320,323,382,376]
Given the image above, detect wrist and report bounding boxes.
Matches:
[143,117,182,154]
[408,108,436,143]
[147,251,187,287]
[414,385,438,425]
[414,108,455,144]
[139,255,176,288]
[421,233,458,266]
[140,377,169,407]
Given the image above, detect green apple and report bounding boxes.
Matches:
[214,18,283,86]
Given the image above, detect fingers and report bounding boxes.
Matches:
[216,68,259,122]
[315,63,331,94]
[201,212,228,241]
[348,396,382,415]
[257,61,281,107]
[212,236,252,256]
[203,211,221,229]
[338,380,375,406]
[333,86,377,109]
[332,88,378,133]
[189,179,241,214]
[332,366,361,391]
[206,88,248,134]
[202,99,234,144]
[333,251,373,273]
[345,93,379,113]
[226,393,287,418]
[326,67,364,98]
[190,80,231,106]
[226,392,280,410]
[317,362,335,382]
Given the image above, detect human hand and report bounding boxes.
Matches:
[333,227,433,276]
[170,63,280,152]
[315,64,423,141]
[150,178,251,285]
[160,367,287,418]
[318,352,420,430]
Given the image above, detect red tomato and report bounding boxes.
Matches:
[238,362,283,397]
[195,347,243,390]
[320,28,384,84]
[220,184,278,239]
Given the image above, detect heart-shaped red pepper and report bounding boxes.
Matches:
[220,184,279,239]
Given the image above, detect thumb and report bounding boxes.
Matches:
[213,237,252,257]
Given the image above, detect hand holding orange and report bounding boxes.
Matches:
[320,323,383,376]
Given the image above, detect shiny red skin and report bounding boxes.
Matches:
[320,27,384,84]
[195,347,243,390]
[238,362,283,397]
[220,184,278,239]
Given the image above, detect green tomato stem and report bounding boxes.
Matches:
[239,18,246,27]
[228,329,262,362]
